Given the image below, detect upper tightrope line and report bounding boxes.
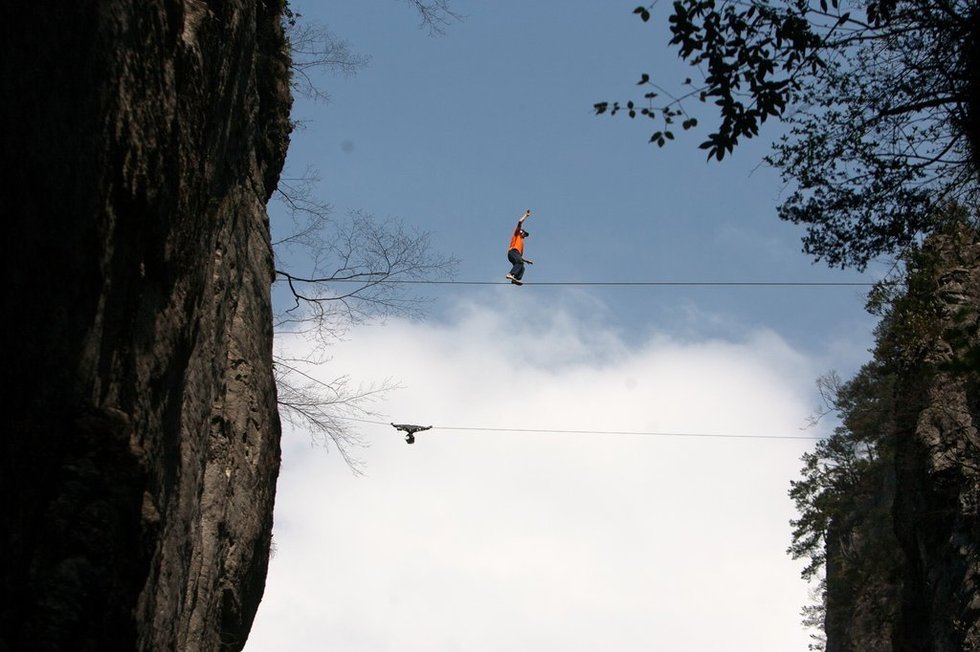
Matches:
[317,278,883,287]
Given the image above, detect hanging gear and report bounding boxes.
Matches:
[390,422,432,444]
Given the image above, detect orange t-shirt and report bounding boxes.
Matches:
[509,227,524,254]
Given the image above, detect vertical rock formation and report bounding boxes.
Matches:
[823,470,903,652]
[797,223,979,652]
[889,226,980,652]
[0,1,291,650]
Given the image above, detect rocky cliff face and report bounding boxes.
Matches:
[818,224,980,652]
[889,226,980,651]
[0,2,291,650]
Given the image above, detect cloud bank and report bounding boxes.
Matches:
[247,292,823,651]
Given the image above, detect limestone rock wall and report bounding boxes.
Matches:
[0,2,291,650]
[815,224,979,652]
[891,227,980,652]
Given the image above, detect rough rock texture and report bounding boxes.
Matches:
[890,226,980,652]
[823,470,903,652]
[818,224,980,652]
[0,2,291,650]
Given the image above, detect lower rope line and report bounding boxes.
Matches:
[340,416,822,441]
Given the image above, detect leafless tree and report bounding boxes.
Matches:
[273,208,459,339]
[271,169,457,470]
[274,352,400,474]
[274,3,461,470]
[284,0,463,104]
[404,0,464,36]
[286,20,368,103]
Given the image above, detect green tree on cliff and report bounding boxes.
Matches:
[788,213,980,649]
[789,365,903,650]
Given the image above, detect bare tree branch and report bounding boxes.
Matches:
[404,0,464,36]
[274,356,402,474]
[285,20,369,102]
[271,169,457,471]
[273,4,461,470]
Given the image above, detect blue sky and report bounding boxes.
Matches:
[276,0,880,351]
[246,2,883,650]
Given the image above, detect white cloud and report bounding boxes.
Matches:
[247,292,823,652]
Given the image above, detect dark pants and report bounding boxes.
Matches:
[508,248,525,280]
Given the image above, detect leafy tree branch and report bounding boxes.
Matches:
[597,0,980,268]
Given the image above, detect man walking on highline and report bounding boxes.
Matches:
[506,209,533,285]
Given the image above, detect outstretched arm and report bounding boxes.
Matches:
[513,209,531,235]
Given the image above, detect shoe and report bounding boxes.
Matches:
[506,274,522,285]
